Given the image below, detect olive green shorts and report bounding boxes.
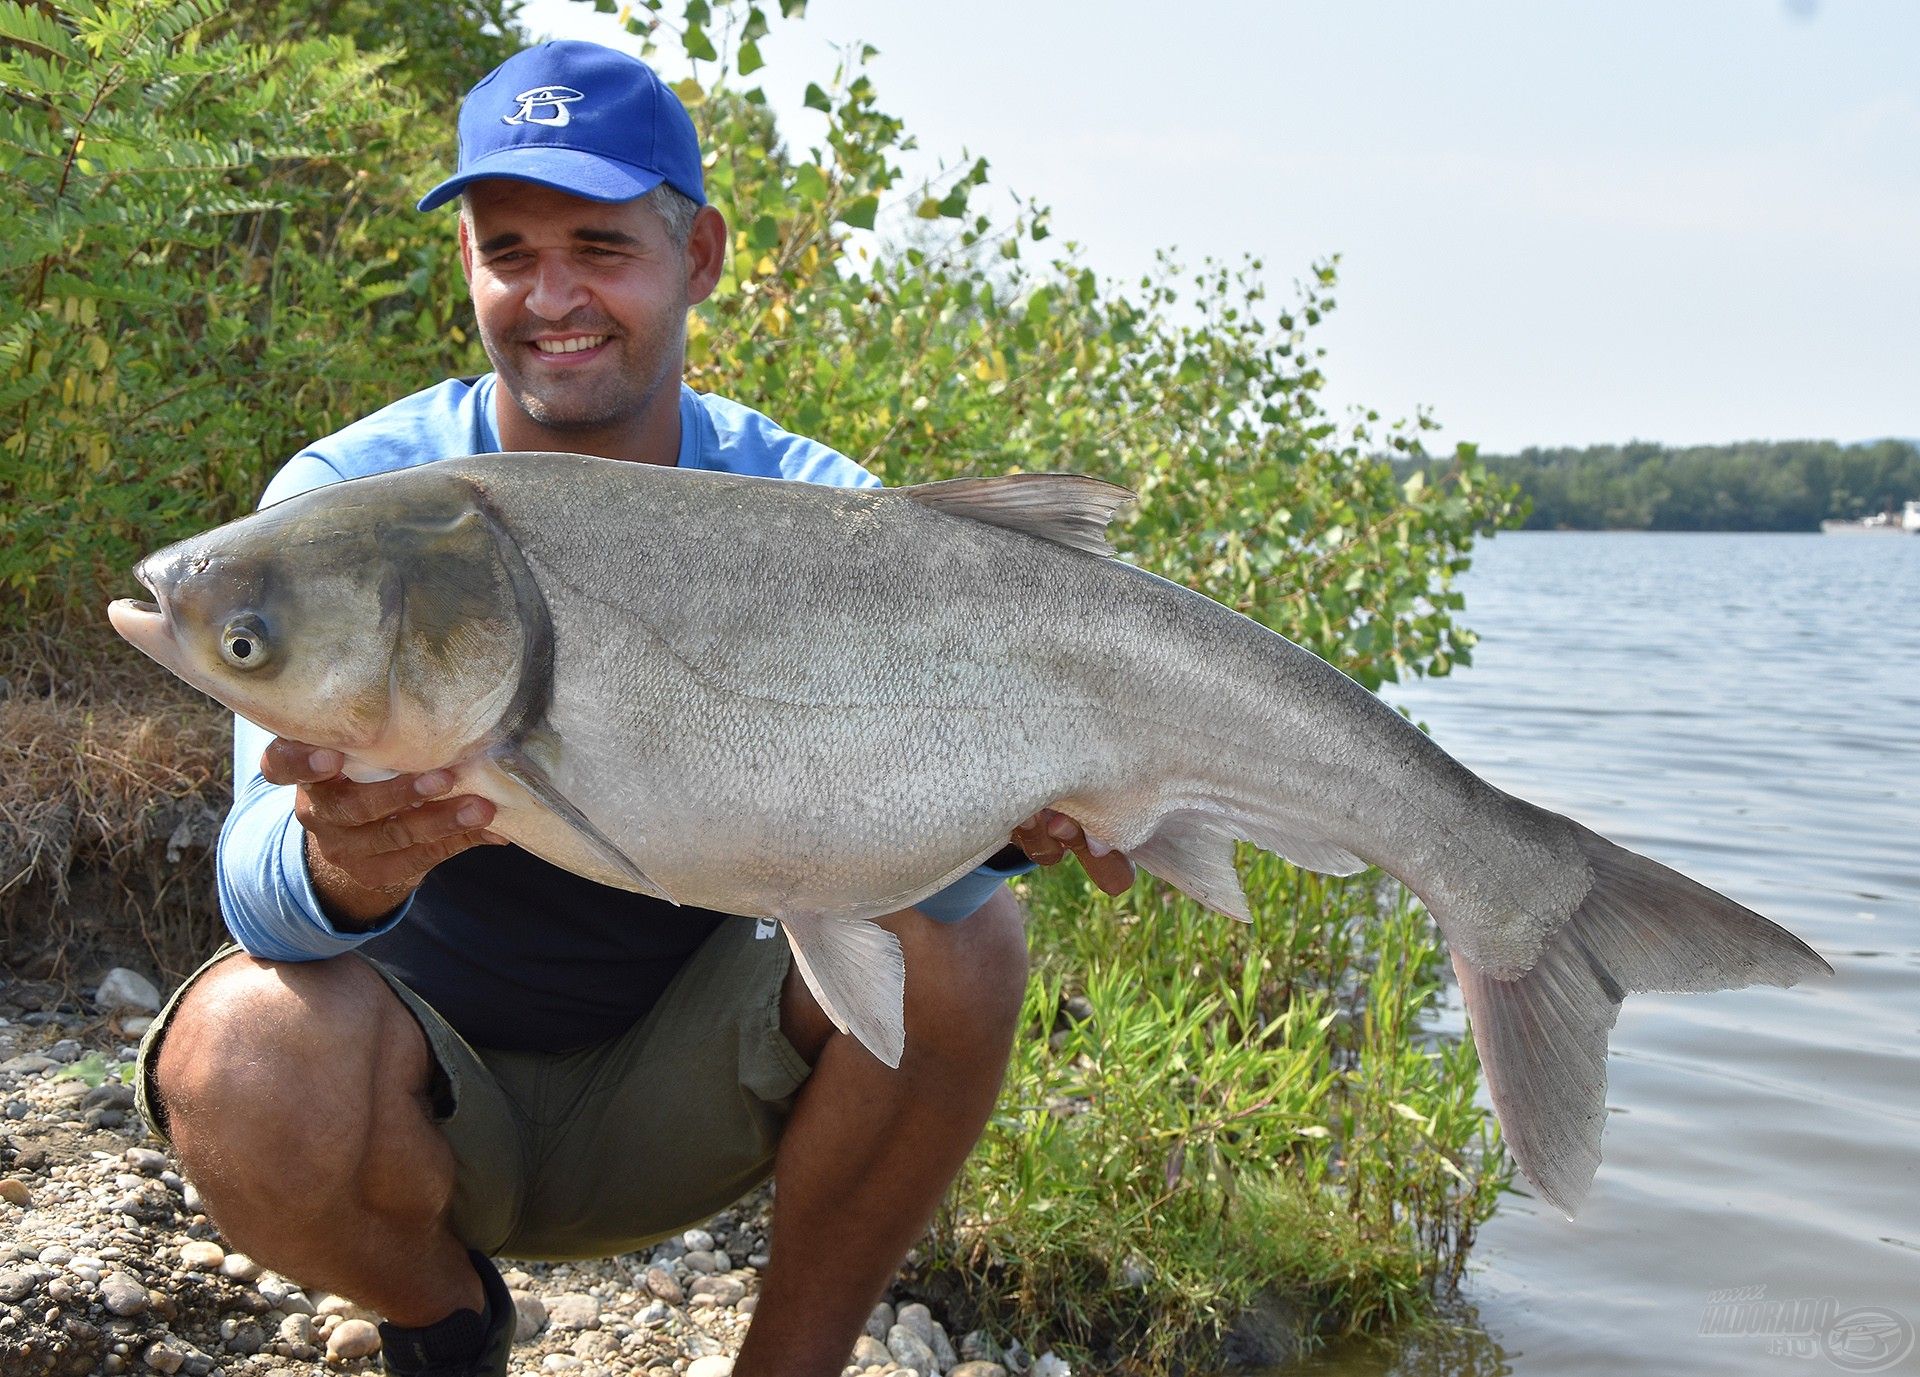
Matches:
[136,918,813,1261]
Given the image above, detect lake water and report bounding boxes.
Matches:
[1297,532,1920,1376]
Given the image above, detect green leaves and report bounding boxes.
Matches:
[682,23,717,61]
[0,1,82,59]
[839,194,877,230]
[53,1051,135,1088]
[790,161,829,203]
[0,0,487,624]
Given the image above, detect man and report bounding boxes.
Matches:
[135,40,1131,1377]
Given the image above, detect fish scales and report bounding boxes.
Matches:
[107,452,1831,1217]
[470,457,1444,906]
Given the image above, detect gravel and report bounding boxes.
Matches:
[0,972,1074,1377]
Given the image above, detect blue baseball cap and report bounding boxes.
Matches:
[418,41,706,211]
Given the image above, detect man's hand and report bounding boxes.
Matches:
[1010,809,1136,896]
[261,739,506,929]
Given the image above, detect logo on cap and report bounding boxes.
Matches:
[503,85,584,128]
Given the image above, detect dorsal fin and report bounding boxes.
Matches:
[896,473,1134,558]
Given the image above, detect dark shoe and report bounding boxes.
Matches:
[379,1250,514,1377]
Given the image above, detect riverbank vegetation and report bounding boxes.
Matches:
[942,859,1504,1365]
[1397,438,1920,532]
[2,0,1520,1364]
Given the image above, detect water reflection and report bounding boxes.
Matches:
[1282,1294,1511,1377]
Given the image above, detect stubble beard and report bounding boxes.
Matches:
[487,306,688,437]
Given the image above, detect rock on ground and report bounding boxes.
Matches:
[0,971,1070,1377]
[326,1318,382,1360]
[888,1323,941,1373]
[95,969,164,1014]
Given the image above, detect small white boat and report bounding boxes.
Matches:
[1820,500,1920,535]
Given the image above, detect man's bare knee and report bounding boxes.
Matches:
[144,955,461,1297]
[153,954,428,1140]
[902,889,1030,1061]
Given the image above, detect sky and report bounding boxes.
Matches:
[518,0,1917,454]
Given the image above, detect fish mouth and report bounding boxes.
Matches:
[106,562,174,660]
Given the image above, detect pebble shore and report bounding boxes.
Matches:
[0,971,1070,1377]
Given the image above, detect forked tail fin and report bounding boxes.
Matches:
[1450,817,1831,1218]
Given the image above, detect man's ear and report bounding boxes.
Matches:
[456,208,476,289]
[686,205,727,306]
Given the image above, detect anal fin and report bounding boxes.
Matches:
[780,911,906,1068]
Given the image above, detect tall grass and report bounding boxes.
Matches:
[0,629,229,987]
[932,851,1509,1368]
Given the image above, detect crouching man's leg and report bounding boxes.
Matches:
[144,953,489,1326]
[737,887,1030,1377]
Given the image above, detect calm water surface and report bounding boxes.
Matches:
[1297,532,1920,1376]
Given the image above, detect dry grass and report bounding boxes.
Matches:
[1,622,231,987]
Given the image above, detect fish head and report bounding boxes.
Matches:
[107,474,541,772]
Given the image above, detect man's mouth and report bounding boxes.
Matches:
[529,334,610,358]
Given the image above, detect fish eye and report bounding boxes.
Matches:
[220,615,271,670]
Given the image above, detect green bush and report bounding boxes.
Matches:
[0,0,487,627]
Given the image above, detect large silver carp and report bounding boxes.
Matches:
[107,454,1829,1216]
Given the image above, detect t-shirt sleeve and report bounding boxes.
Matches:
[213,452,412,961]
[915,848,1038,924]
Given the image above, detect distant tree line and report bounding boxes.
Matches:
[1395,439,1920,531]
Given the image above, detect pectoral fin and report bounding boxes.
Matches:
[779,911,906,1068]
[491,740,672,903]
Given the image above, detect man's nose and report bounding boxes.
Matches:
[523,254,590,320]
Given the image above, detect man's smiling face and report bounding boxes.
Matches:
[459,180,706,448]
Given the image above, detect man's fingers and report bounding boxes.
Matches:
[260,738,346,786]
[360,796,497,857]
[298,769,458,829]
[1013,809,1131,893]
[305,799,502,893]
[325,830,497,895]
[1011,812,1067,866]
[1071,839,1137,896]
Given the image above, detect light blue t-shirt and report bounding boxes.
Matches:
[218,376,1025,968]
